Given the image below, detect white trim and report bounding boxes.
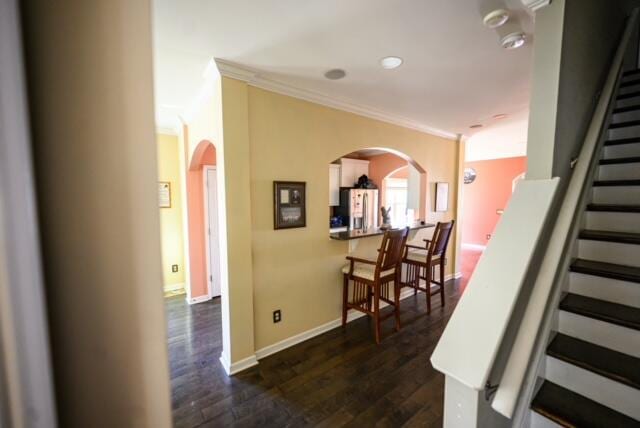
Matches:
[219,353,259,376]
[155,126,178,136]
[186,294,212,305]
[214,59,458,141]
[255,273,461,361]
[461,243,487,251]
[202,166,219,300]
[163,282,185,293]
[521,0,551,12]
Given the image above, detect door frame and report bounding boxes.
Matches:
[202,165,220,299]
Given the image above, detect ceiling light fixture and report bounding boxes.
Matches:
[324,69,347,80]
[470,124,483,129]
[380,56,403,69]
[493,113,508,120]
[501,32,527,49]
[483,9,510,28]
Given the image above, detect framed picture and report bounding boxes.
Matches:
[158,182,171,208]
[274,181,306,229]
[435,182,449,212]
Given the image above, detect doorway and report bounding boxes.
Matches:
[204,166,221,298]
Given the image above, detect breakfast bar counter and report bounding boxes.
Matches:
[329,223,435,241]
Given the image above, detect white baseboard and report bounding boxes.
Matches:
[186,294,211,305]
[163,282,185,293]
[219,352,259,376]
[255,273,461,361]
[462,243,487,251]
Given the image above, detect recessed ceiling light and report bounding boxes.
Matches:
[493,113,508,120]
[483,9,510,29]
[324,69,347,80]
[380,56,403,69]
[470,124,483,129]
[501,32,526,49]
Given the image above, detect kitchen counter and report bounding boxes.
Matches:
[329,223,435,241]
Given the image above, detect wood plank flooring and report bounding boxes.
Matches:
[166,279,465,427]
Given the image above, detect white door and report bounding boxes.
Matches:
[205,168,221,297]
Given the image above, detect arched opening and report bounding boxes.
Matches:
[330,148,428,232]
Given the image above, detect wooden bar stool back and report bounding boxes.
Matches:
[341,227,410,344]
[402,220,455,313]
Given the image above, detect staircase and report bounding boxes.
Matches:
[530,69,640,427]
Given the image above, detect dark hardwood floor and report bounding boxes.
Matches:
[166,275,465,428]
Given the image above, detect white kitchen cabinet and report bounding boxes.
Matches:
[329,164,341,206]
[338,158,369,187]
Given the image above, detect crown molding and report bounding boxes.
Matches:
[214,58,458,141]
[521,0,551,12]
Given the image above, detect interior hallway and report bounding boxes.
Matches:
[167,247,481,427]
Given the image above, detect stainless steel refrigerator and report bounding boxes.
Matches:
[337,188,379,230]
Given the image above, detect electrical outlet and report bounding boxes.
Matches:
[171,264,179,273]
[486,234,491,240]
[273,310,282,323]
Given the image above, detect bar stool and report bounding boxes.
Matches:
[341,227,410,344]
[402,220,455,313]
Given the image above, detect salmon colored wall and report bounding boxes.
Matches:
[462,156,527,246]
[367,153,409,220]
[186,142,217,298]
[389,166,408,179]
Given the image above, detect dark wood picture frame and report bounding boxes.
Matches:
[274,181,306,229]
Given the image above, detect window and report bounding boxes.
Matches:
[384,177,408,226]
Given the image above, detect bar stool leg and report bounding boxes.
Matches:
[440,259,446,307]
[373,283,381,344]
[425,265,432,314]
[342,274,349,327]
[394,272,401,331]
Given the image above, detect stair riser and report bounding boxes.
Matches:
[545,356,640,419]
[578,239,640,268]
[569,272,640,308]
[585,211,640,233]
[618,84,640,95]
[607,125,640,140]
[615,95,640,108]
[598,163,640,180]
[586,211,640,234]
[604,142,640,158]
[611,109,640,123]
[592,185,640,204]
[559,310,640,358]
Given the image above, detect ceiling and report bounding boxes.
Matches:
[153,0,534,144]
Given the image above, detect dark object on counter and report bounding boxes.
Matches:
[356,174,377,189]
[330,216,343,227]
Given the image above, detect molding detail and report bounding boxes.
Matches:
[255,273,461,361]
[186,294,211,305]
[163,282,185,293]
[521,0,551,12]
[214,59,458,141]
[156,126,179,136]
[219,353,259,376]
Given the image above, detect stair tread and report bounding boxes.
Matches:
[579,229,640,245]
[560,293,640,331]
[618,91,640,100]
[531,381,639,427]
[600,156,640,165]
[610,119,640,129]
[587,203,640,213]
[593,179,640,186]
[621,78,640,88]
[613,105,640,114]
[571,259,640,283]
[548,333,640,389]
[605,137,640,146]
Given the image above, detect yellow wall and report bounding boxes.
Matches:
[221,80,460,351]
[156,133,185,287]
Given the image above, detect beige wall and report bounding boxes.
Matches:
[157,133,186,287]
[21,0,172,424]
[239,82,460,350]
